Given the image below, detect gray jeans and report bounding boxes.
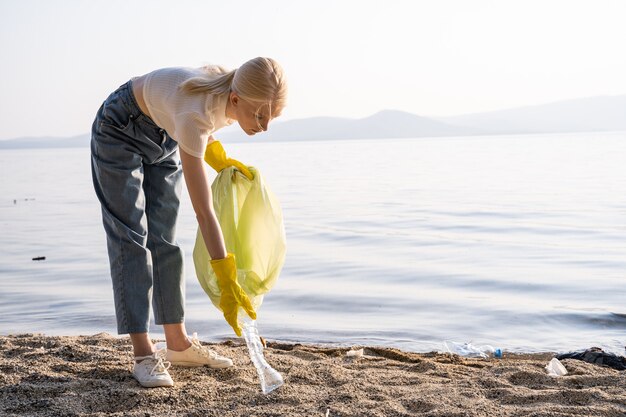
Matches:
[91,80,185,334]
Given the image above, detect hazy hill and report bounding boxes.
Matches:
[438,95,626,134]
[220,110,485,142]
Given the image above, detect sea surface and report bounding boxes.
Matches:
[0,132,625,354]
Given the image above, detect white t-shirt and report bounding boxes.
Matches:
[141,67,234,158]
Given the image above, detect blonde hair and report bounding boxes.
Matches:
[180,57,288,118]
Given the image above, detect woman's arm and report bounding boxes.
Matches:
[179,145,256,335]
[179,146,227,260]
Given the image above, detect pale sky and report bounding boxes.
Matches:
[1,0,625,140]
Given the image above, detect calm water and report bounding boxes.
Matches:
[0,133,625,354]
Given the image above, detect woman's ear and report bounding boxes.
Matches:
[229,92,239,107]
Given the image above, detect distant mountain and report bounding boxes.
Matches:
[221,109,485,142]
[0,95,624,149]
[438,95,626,134]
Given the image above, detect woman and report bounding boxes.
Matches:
[90,57,287,387]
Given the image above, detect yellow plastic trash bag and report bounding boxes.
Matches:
[193,166,286,312]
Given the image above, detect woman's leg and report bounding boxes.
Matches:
[91,89,158,354]
[163,323,191,351]
[130,333,155,358]
[92,142,155,334]
[143,145,188,350]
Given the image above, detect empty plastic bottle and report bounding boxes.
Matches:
[240,313,284,394]
[444,341,502,359]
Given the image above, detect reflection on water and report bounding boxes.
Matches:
[0,132,625,354]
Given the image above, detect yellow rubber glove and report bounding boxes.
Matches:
[210,253,257,336]
[204,140,253,180]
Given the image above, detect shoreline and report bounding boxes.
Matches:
[1,333,624,417]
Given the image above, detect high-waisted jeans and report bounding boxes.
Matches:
[91,80,185,334]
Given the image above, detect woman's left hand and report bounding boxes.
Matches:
[204,140,254,180]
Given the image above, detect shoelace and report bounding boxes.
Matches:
[190,332,219,359]
[135,349,171,376]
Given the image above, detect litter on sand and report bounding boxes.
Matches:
[545,358,568,377]
[346,348,364,358]
[556,347,626,371]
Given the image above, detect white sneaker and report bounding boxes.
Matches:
[132,349,174,388]
[166,332,233,368]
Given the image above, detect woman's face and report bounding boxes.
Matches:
[229,93,277,136]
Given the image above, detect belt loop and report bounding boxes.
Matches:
[159,129,167,145]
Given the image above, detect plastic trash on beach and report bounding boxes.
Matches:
[240,310,284,394]
[545,358,568,377]
[443,341,502,359]
[346,348,364,358]
[193,166,286,394]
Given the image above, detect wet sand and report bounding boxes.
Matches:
[1,333,624,416]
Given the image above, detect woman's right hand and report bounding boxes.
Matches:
[211,254,257,336]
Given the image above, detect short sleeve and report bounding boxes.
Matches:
[171,111,214,158]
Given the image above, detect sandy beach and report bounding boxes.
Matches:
[0,333,624,416]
